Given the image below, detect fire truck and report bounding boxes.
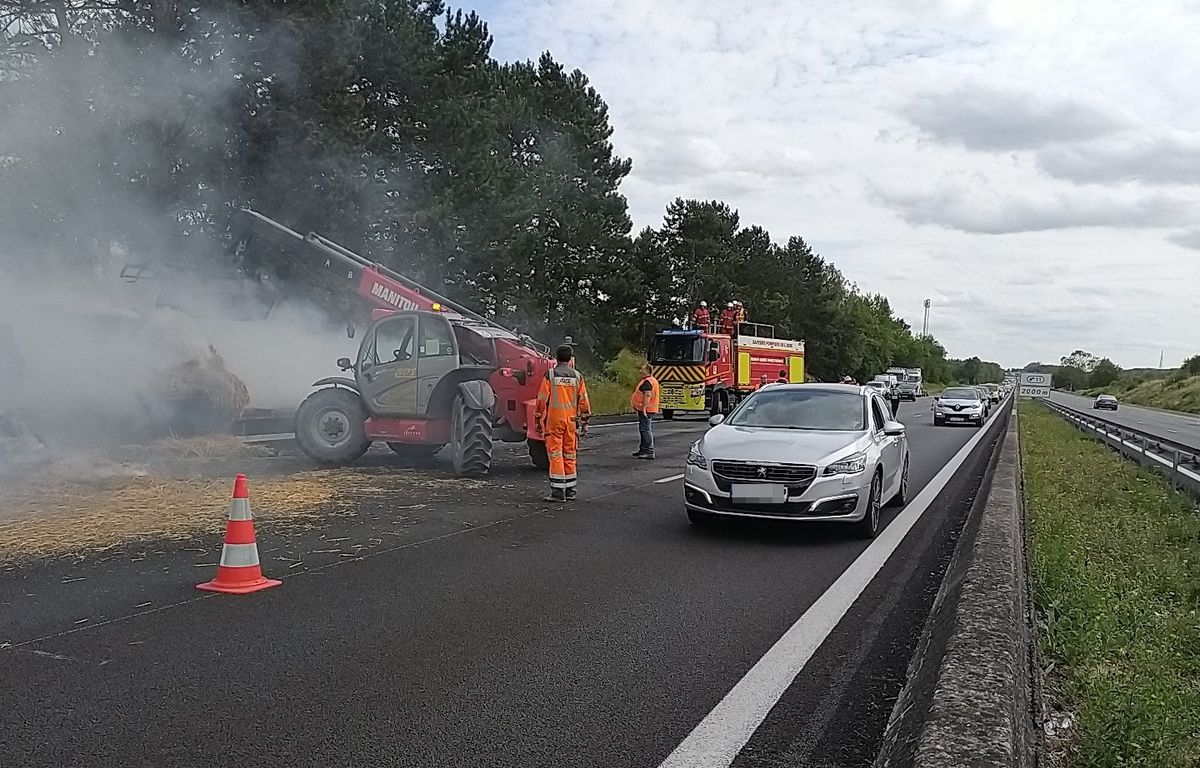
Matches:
[239,209,561,477]
[649,321,806,419]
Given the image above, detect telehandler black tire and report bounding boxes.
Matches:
[528,438,550,470]
[295,387,370,465]
[451,394,493,477]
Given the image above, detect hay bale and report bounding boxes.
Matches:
[153,346,250,436]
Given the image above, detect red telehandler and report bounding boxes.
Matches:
[239,209,558,477]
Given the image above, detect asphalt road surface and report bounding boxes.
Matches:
[1049,390,1200,449]
[2,400,1003,768]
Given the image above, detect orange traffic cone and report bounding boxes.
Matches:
[196,474,281,595]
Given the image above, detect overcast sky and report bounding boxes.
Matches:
[478,0,1200,368]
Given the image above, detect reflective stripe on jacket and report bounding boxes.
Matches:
[630,375,661,414]
[536,363,591,428]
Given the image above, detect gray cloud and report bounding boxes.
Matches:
[1167,228,1200,250]
[483,0,1200,368]
[903,84,1132,151]
[1038,132,1200,184]
[877,183,1193,234]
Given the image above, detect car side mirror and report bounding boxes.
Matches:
[708,414,726,426]
[883,420,905,436]
[337,357,353,371]
[346,321,356,339]
[707,349,719,362]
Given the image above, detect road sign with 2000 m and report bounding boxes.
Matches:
[1019,372,1050,398]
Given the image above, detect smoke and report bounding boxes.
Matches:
[0,6,373,465]
[0,258,353,453]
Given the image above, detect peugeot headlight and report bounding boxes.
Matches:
[687,440,707,469]
[823,451,867,476]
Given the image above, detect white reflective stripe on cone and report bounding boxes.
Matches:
[219,542,262,567]
[227,498,253,521]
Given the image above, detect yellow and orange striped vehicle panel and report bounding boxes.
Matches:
[651,364,709,384]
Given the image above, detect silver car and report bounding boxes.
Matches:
[683,384,910,539]
[934,387,987,427]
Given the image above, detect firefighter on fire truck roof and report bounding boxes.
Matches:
[693,301,710,331]
[720,303,736,335]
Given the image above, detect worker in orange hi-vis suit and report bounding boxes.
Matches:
[535,344,591,502]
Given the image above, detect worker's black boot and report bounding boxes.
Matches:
[565,488,577,501]
[542,488,566,503]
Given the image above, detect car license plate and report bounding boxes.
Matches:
[731,483,788,504]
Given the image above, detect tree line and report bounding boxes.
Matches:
[1024,351,1200,391]
[0,1,1002,383]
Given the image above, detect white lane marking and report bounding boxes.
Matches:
[655,473,685,484]
[657,405,1006,768]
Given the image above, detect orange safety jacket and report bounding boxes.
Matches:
[536,363,590,430]
[630,375,661,414]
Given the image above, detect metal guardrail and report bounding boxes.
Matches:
[1041,399,1200,497]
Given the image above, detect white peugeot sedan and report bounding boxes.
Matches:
[683,384,910,539]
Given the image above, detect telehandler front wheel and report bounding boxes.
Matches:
[295,388,370,465]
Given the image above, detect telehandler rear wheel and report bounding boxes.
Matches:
[295,387,370,465]
[528,438,550,470]
[451,394,493,477]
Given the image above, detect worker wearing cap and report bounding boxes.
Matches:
[693,301,711,331]
[630,363,660,459]
[735,301,746,324]
[535,345,591,502]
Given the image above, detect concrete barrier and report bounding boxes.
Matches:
[875,410,1038,768]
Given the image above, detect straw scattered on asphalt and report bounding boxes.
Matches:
[0,466,485,562]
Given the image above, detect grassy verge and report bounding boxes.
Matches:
[583,349,643,416]
[1085,374,1200,413]
[586,378,633,416]
[1019,401,1200,767]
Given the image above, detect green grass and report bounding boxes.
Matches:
[1019,402,1200,767]
[586,377,634,416]
[1085,375,1200,414]
[582,349,645,416]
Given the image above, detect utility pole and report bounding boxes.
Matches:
[1160,350,1165,369]
[922,299,931,338]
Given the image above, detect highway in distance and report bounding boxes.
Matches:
[1049,390,1200,448]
